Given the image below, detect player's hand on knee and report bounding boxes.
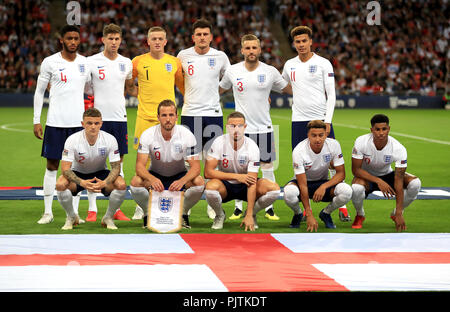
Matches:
[377,180,395,198]
[168,180,183,192]
[145,178,164,192]
[312,186,326,202]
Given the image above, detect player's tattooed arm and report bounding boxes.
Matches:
[104,161,121,185]
[62,169,82,185]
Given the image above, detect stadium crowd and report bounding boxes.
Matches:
[270,0,449,95]
[0,0,448,96]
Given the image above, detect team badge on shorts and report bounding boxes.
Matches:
[165,63,173,72]
[159,197,173,213]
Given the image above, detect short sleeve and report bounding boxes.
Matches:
[247,142,260,173]
[271,66,288,93]
[219,68,232,90]
[352,137,364,160]
[332,140,345,167]
[394,144,408,168]
[292,147,305,175]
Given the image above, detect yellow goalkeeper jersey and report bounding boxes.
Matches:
[132,53,184,120]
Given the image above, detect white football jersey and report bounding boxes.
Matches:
[282,53,336,123]
[138,124,198,177]
[62,130,120,174]
[207,133,260,184]
[34,52,90,127]
[352,133,408,177]
[87,52,133,122]
[177,47,230,116]
[219,61,288,134]
[292,138,345,181]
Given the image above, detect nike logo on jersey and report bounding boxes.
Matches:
[144,66,150,69]
[187,61,194,64]
[236,78,243,81]
[97,66,105,69]
[222,154,227,157]
[153,147,160,150]
[78,152,85,155]
[59,68,65,71]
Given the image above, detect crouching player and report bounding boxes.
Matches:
[204,112,280,231]
[55,108,127,230]
[350,114,421,232]
[283,120,352,231]
[129,100,205,229]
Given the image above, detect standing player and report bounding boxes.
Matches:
[55,108,127,230]
[177,18,230,220]
[204,112,281,231]
[283,120,352,231]
[219,34,291,221]
[350,114,421,232]
[33,25,90,224]
[130,26,185,220]
[85,23,135,222]
[281,25,351,222]
[129,100,205,229]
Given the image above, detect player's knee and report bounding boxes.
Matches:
[130,175,143,187]
[55,176,68,191]
[115,179,127,191]
[283,183,300,204]
[351,183,366,200]
[335,182,352,202]
[205,179,222,191]
[407,178,421,195]
[192,175,205,187]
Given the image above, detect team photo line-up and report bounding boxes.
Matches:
[32,20,421,232]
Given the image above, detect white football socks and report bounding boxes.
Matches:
[43,169,57,215]
[283,183,302,215]
[183,185,205,214]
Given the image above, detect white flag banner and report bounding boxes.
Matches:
[148,190,184,233]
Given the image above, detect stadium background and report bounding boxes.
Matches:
[0,0,449,234]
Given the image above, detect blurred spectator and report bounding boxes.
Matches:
[271,0,448,95]
[1,0,447,96]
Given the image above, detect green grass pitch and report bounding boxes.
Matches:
[0,106,449,234]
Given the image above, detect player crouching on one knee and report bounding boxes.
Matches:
[129,100,205,229]
[283,120,352,231]
[55,108,127,230]
[204,112,280,231]
[350,114,421,232]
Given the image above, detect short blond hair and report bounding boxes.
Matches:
[148,26,166,37]
[241,34,260,47]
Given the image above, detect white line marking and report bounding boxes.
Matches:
[271,113,450,145]
[0,122,29,133]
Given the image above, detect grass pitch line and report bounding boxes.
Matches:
[271,114,450,146]
[0,122,29,133]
